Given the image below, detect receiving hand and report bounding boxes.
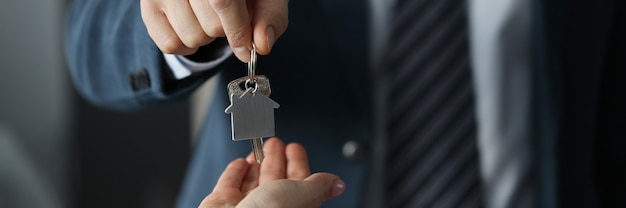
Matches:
[199,138,346,208]
[140,0,288,61]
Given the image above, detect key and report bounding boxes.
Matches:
[225,46,279,164]
[225,76,278,163]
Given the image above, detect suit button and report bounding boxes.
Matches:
[343,140,363,161]
[130,68,151,91]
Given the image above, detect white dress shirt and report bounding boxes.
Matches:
[163,46,232,80]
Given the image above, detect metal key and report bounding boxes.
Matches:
[225,46,279,164]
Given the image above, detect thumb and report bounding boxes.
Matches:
[251,0,288,55]
[303,173,346,203]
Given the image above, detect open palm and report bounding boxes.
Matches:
[199,138,344,208]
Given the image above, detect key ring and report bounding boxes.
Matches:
[244,78,259,93]
[247,44,257,83]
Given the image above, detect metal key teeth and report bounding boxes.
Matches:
[251,138,264,164]
[227,75,271,97]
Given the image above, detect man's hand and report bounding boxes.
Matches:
[199,138,346,208]
[140,0,288,62]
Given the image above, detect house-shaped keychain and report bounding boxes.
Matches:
[225,88,280,141]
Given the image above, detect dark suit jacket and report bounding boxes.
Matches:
[533,0,626,207]
[67,0,369,207]
[66,0,625,207]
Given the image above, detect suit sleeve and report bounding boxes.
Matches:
[65,0,223,111]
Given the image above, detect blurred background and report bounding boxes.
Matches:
[0,1,193,207]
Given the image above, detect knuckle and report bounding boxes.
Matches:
[228,25,248,42]
[158,36,183,54]
[203,23,225,38]
[208,0,232,11]
[181,33,210,48]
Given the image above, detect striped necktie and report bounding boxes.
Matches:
[385,0,483,207]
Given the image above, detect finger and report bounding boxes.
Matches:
[285,143,310,180]
[259,137,286,184]
[213,158,250,191]
[236,173,345,208]
[245,151,256,164]
[300,173,346,206]
[163,0,213,49]
[140,0,196,55]
[251,0,288,55]
[240,152,260,193]
[189,0,225,38]
[302,173,346,204]
[210,0,253,62]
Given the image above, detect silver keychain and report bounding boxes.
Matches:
[225,45,279,164]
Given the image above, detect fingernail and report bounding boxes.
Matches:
[234,46,251,62]
[331,179,346,197]
[266,26,275,52]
